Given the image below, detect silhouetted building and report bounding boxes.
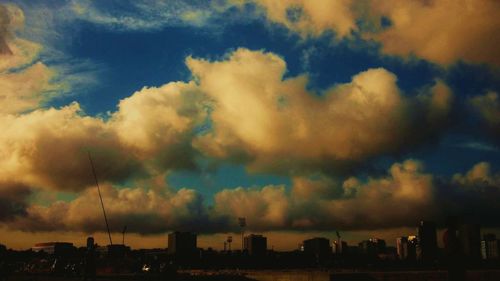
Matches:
[481,234,499,260]
[244,234,267,256]
[459,223,481,260]
[396,237,408,260]
[168,232,197,256]
[303,237,331,261]
[107,244,130,258]
[407,235,418,260]
[417,221,437,262]
[332,240,347,255]
[359,238,386,257]
[32,242,74,256]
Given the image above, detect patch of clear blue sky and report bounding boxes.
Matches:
[39,1,500,188]
[167,163,292,203]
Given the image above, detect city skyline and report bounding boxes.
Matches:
[1,0,499,251]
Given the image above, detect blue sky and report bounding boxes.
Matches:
[1,0,499,249]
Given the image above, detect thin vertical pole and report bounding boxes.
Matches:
[88,152,113,245]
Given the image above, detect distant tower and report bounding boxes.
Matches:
[238,217,246,251]
[227,236,233,251]
[417,221,437,262]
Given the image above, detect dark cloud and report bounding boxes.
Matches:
[0,181,31,221]
[469,91,500,142]
[6,161,500,234]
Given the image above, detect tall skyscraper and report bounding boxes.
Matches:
[168,231,197,256]
[244,234,267,256]
[417,221,437,262]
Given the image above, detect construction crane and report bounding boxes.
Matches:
[88,152,113,246]
[122,226,127,245]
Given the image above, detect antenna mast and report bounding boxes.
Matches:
[88,152,113,245]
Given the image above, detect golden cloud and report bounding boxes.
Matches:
[190,49,452,174]
[248,0,356,38]
[12,184,209,234]
[0,3,59,114]
[370,0,500,66]
[240,0,499,66]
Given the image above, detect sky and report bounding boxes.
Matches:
[0,0,499,250]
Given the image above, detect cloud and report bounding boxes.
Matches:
[212,160,500,231]
[440,162,500,226]
[242,0,357,38]
[236,0,499,66]
[12,184,215,234]
[452,162,500,188]
[286,160,437,230]
[369,0,500,66]
[455,141,499,152]
[0,47,455,231]
[213,185,290,231]
[469,91,500,140]
[110,81,207,171]
[190,48,452,174]
[68,0,221,31]
[0,3,59,114]
[0,102,144,192]
[7,160,500,233]
[0,77,211,193]
[0,181,31,220]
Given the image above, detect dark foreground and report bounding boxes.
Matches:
[6,270,500,281]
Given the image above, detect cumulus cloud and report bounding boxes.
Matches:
[190,48,452,174]
[0,47,453,195]
[0,103,144,192]
[452,162,500,188]
[214,160,500,231]
[0,77,212,192]
[12,184,216,234]
[6,160,500,233]
[213,185,290,231]
[469,91,500,140]
[370,0,500,66]
[284,160,437,230]
[110,81,207,171]
[235,0,499,66]
[440,162,500,226]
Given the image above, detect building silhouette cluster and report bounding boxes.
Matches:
[0,219,499,278]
